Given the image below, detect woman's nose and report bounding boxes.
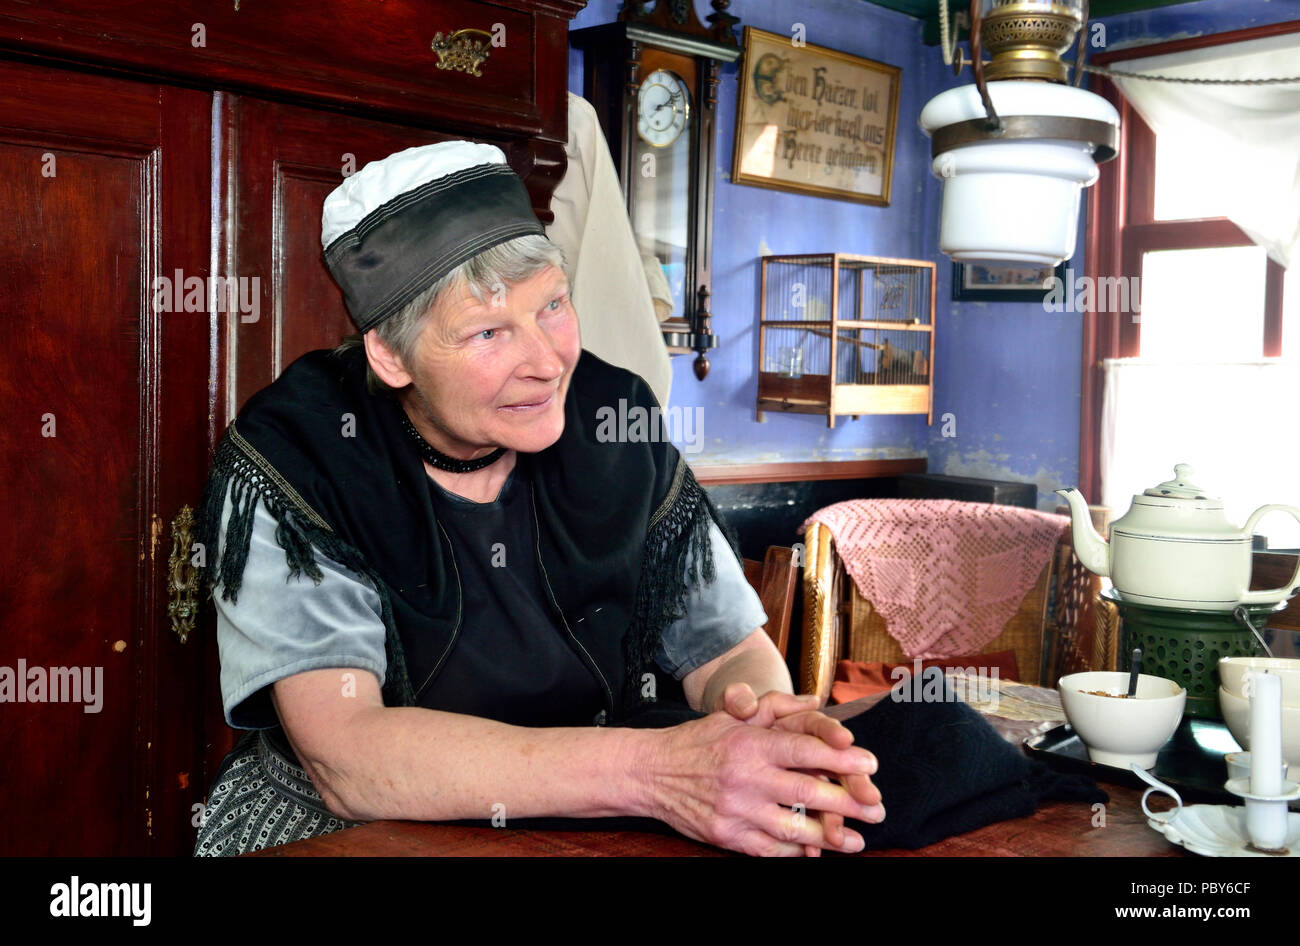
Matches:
[518,322,564,380]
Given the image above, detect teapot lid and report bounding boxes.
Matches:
[1142,463,1218,501]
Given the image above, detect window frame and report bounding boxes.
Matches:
[1079,19,1300,501]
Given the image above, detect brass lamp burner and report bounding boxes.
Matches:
[980,0,1083,83]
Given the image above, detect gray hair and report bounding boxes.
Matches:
[335,233,567,395]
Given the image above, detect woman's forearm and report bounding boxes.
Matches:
[285,675,881,858]
[698,643,794,714]
[317,705,660,824]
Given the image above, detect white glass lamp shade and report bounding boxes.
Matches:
[919,81,1120,265]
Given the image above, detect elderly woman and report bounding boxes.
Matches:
[192,140,884,857]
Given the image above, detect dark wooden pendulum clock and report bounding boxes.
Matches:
[571,1,740,380]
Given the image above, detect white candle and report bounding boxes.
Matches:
[1248,671,1283,797]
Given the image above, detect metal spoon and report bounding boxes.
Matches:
[1127,648,1142,698]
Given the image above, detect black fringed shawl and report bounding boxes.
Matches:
[195,344,729,720]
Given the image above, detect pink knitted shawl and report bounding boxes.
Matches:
[802,499,1067,659]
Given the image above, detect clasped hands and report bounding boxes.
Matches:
[648,683,884,857]
[722,683,884,857]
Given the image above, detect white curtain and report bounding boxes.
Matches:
[1100,359,1300,548]
[1113,31,1300,269]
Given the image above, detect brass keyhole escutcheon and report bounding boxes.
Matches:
[167,505,198,643]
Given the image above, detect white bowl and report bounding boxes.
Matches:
[1218,657,1300,706]
[1218,686,1300,768]
[1058,671,1186,769]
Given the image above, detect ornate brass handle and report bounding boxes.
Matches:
[167,505,198,644]
[431,28,493,77]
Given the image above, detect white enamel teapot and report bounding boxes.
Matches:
[1056,464,1300,611]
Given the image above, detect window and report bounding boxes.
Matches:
[1138,245,1268,360]
[1085,22,1300,549]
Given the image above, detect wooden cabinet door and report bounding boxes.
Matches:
[0,60,212,855]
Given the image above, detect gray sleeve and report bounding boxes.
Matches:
[212,485,387,730]
[653,521,769,681]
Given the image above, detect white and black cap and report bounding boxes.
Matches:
[321,140,544,332]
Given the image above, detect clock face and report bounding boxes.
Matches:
[636,69,690,148]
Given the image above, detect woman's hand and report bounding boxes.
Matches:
[721,683,884,857]
[637,709,883,856]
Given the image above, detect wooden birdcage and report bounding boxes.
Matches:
[757,254,936,428]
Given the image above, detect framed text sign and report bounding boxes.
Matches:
[731,27,900,206]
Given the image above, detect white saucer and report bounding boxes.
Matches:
[1146,804,1300,857]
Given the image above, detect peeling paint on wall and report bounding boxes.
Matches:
[940,450,1071,511]
[692,444,927,467]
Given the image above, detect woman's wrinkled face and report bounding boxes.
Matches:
[402,264,580,457]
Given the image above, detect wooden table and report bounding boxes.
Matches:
[252,689,1191,857]
[248,780,1186,856]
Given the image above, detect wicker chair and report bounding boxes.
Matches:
[1047,503,1113,674]
[800,519,1057,703]
[1091,595,1122,671]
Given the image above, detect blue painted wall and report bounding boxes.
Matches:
[568,0,1298,503]
[570,0,931,466]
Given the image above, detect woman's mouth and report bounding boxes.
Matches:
[499,392,554,413]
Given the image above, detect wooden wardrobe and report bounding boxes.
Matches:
[0,0,584,856]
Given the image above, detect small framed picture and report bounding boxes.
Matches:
[952,261,1067,302]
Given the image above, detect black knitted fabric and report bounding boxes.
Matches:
[839,691,1108,850]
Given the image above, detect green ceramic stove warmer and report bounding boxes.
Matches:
[1104,589,1280,720]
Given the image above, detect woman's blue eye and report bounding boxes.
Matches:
[547,298,563,311]
[479,329,495,340]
